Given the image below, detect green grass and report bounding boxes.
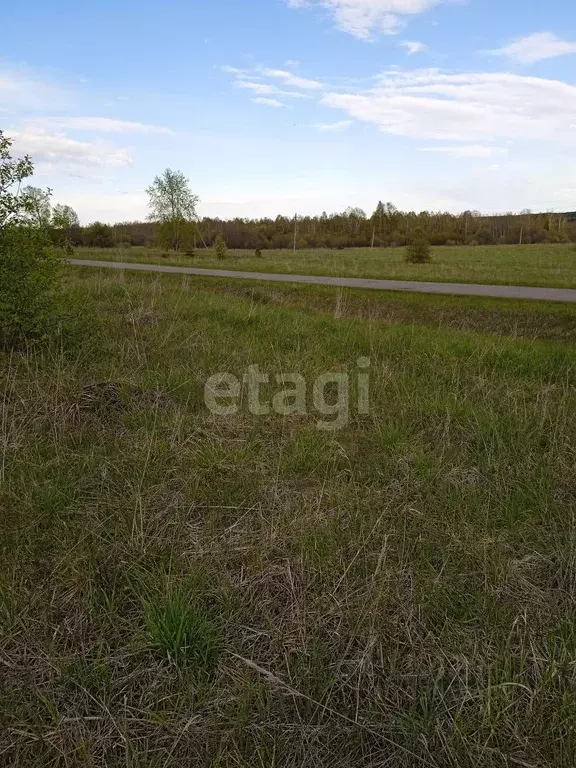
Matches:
[79,242,576,288]
[1,267,576,766]
[158,276,576,344]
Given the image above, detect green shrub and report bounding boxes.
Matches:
[405,232,432,264]
[214,234,227,260]
[84,221,114,248]
[185,248,196,258]
[0,131,65,348]
[0,226,62,348]
[254,248,263,258]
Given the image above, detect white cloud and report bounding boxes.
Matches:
[312,120,353,131]
[234,80,310,99]
[252,97,287,108]
[487,32,576,65]
[10,129,132,169]
[286,0,446,40]
[45,117,173,134]
[321,69,576,144]
[419,144,506,157]
[236,80,279,94]
[259,67,323,90]
[401,40,426,55]
[0,66,173,176]
[221,65,245,75]
[0,67,68,111]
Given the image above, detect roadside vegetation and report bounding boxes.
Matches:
[79,242,576,289]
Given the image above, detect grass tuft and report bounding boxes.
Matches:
[143,585,222,671]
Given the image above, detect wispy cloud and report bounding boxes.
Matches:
[233,79,310,99]
[286,0,446,40]
[311,120,353,132]
[321,69,576,145]
[259,67,323,90]
[486,32,576,65]
[42,117,174,134]
[420,145,506,158]
[0,64,178,180]
[252,97,287,108]
[221,65,245,75]
[224,60,576,154]
[401,40,427,55]
[0,66,69,111]
[10,128,132,169]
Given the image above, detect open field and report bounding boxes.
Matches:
[1,266,576,766]
[81,243,576,289]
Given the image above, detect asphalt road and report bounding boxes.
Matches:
[69,259,576,303]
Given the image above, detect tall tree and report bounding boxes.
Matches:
[52,203,80,249]
[373,201,385,238]
[23,186,52,228]
[52,204,79,230]
[146,169,199,252]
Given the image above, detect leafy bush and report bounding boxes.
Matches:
[0,227,62,348]
[214,234,227,260]
[405,231,432,264]
[254,248,263,258]
[476,228,495,245]
[0,131,63,348]
[84,221,114,248]
[185,248,196,258]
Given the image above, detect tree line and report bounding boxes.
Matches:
[74,204,576,251]
[11,160,576,253]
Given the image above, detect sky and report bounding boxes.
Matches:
[2,0,576,223]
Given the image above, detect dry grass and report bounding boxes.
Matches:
[1,268,575,766]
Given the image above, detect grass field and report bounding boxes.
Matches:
[81,242,576,289]
[2,267,576,766]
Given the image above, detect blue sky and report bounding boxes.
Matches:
[2,0,576,222]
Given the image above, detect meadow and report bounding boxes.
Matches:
[82,242,576,289]
[1,265,575,766]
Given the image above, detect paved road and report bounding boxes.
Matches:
[69,259,576,303]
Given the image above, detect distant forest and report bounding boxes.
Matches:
[73,204,576,250]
